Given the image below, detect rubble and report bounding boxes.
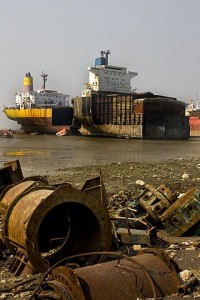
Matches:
[0,160,200,299]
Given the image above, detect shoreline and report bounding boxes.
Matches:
[47,157,200,196]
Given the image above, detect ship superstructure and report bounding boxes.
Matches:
[3,73,73,134]
[74,51,189,139]
[82,50,138,96]
[15,72,70,109]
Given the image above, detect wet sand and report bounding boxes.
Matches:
[0,134,200,177]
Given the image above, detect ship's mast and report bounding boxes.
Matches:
[40,71,48,90]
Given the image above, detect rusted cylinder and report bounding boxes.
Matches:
[3,181,111,273]
[0,180,48,208]
[44,249,182,300]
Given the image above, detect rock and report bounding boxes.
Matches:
[133,244,142,251]
[193,292,200,299]
[185,246,197,251]
[169,251,176,259]
[182,173,190,179]
[135,180,145,186]
[169,244,179,249]
[179,269,193,282]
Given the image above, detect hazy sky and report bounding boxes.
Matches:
[1,0,200,128]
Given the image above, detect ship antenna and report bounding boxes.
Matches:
[40,71,48,90]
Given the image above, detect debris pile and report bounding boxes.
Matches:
[0,160,199,299]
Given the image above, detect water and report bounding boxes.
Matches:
[0,134,199,177]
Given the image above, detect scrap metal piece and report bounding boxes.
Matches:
[0,180,48,214]
[81,170,108,206]
[38,249,182,300]
[160,188,200,236]
[138,184,176,222]
[41,266,86,300]
[1,174,112,275]
[116,227,157,246]
[0,160,23,194]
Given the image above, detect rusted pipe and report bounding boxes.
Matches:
[178,276,198,295]
[39,249,182,300]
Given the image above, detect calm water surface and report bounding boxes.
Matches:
[0,134,199,177]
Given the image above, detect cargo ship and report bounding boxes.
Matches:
[73,51,189,139]
[3,72,73,134]
[186,100,200,137]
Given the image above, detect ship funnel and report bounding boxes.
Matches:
[95,50,111,67]
[23,72,33,93]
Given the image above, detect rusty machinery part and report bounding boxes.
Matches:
[138,184,176,222]
[160,188,200,236]
[3,159,23,180]
[2,175,112,274]
[0,180,49,216]
[38,267,86,300]
[36,249,182,300]
[0,159,23,193]
[81,170,108,206]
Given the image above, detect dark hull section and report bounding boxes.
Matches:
[52,107,73,126]
[73,93,189,139]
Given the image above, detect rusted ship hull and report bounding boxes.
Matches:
[189,115,200,137]
[3,107,73,134]
[73,93,189,139]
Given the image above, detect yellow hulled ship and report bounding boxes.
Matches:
[3,72,73,134]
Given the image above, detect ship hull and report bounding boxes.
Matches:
[189,115,200,137]
[3,107,73,134]
[74,93,189,140]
